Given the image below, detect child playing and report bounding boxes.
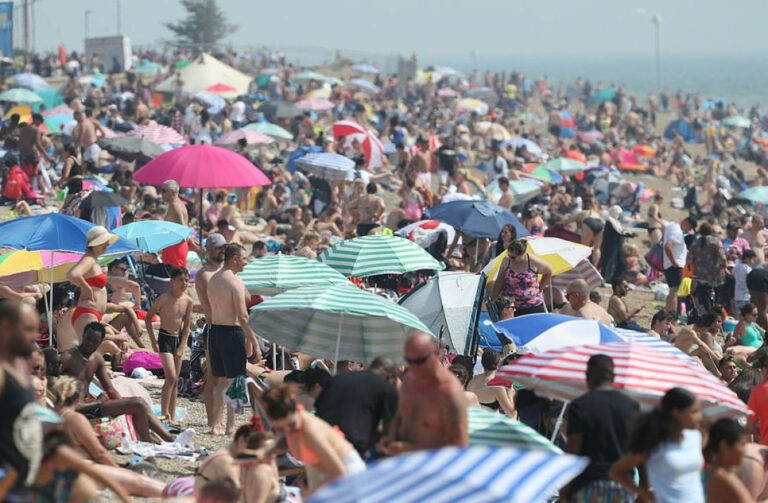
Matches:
[146,267,194,423]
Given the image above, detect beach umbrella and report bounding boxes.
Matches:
[309,446,588,503]
[98,136,166,163]
[632,145,656,157]
[134,61,164,74]
[293,71,344,86]
[42,104,74,117]
[395,220,457,249]
[538,158,587,175]
[332,120,385,169]
[437,88,460,99]
[664,119,696,142]
[132,144,271,188]
[465,87,499,103]
[723,115,751,128]
[467,407,561,453]
[114,221,194,254]
[243,122,293,140]
[424,200,529,239]
[257,100,300,120]
[586,89,616,105]
[350,63,379,74]
[295,98,334,111]
[83,191,128,208]
[126,124,186,145]
[398,271,485,355]
[503,137,544,158]
[0,88,43,104]
[249,283,432,365]
[484,179,542,205]
[457,98,489,115]
[493,314,624,354]
[613,328,698,364]
[205,82,237,94]
[738,186,768,205]
[44,113,74,133]
[577,130,604,145]
[318,235,444,277]
[294,152,354,181]
[434,66,460,77]
[0,250,81,283]
[550,259,603,291]
[238,254,348,295]
[523,165,563,184]
[214,129,274,148]
[194,91,227,114]
[587,170,624,203]
[306,87,331,99]
[348,78,380,94]
[4,105,31,123]
[10,73,48,90]
[496,342,749,418]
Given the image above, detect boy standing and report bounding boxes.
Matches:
[146,267,193,422]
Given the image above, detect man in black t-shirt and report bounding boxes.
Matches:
[433,136,458,186]
[315,357,399,456]
[562,354,640,502]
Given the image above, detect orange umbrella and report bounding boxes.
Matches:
[633,145,656,157]
[565,150,585,163]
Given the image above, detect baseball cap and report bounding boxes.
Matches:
[206,233,227,248]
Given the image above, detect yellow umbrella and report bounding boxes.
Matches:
[483,237,593,291]
[4,105,32,124]
[457,98,489,115]
[0,250,82,284]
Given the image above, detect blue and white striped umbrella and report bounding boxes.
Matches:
[294,152,355,181]
[309,446,587,503]
[349,78,381,94]
[614,328,698,365]
[493,313,623,354]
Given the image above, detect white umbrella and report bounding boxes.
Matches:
[348,78,380,94]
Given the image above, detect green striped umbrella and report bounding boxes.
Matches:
[317,235,444,277]
[238,254,348,295]
[468,407,562,453]
[249,283,432,366]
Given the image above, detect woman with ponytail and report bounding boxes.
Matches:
[609,387,705,502]
[705,418,754,502]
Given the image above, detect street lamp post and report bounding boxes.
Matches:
[116,0,121,35]
[84,10,92,39]
[652,15,662,89]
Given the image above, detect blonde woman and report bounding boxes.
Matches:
[296,230,322,259]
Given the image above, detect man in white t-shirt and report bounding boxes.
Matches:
[734,249,758,311]
[663,216,696,312]
[229,99,247,129]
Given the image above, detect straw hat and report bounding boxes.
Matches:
[86,226,119,248]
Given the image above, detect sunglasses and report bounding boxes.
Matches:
[405,353,432,366]
[31,365,44,373]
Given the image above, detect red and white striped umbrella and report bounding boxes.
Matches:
[496,342,749,419]
[332,120,384,169]
[295,98,334,111]
[551,259,603,291]
[215,129,274,147]
[127,124,186,145]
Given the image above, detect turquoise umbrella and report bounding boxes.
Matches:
[0,88,43,104]
[587,89,616,105]
[44,113,74,133]
[723,116,751,128]
[738,186,768,204]
[243,121,293,140]
[113,221,193,253]
[538,158,587,175]
[135,61,164,75]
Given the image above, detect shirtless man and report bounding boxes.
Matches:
[73,109,105,163]
[379,331,468,454]
[408,137,432,190]
[559,279,613,326]
[207,243,261,435]
[195,233,227,430]
[146,267,193,422]
[60,321,174,442]
[349,183,386,237]
[607,280,645,331]
[744,214,768,265]
[497,176,515,210]
[161,179,190,267]
[17,113,53,190]
[673,311,722,376]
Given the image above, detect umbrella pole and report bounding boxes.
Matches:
[198,189,204,240]
[49,251,54,345]
[281,347,285,370]
[271,343,277,371]
[550,401,569,443]
[333,314,343,375]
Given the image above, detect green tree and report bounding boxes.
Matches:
[165,0,237,47]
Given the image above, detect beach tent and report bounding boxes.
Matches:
[155,53,251,98]
[664,119,699,142]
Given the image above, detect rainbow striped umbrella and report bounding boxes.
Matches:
[0,250,81,283]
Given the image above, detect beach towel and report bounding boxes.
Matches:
[123,351,163,376]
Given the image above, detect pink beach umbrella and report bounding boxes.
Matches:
[43,104,74,117]
[132,144,271,188]
[205,83,238,94]
[295,98,334,111]
[215,129,274,148]
[437,88,459,99]
[127,124,186,145]
[331,120,385,169]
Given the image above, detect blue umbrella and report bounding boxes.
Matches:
[351,63,379,74]
[114,221,193,253]
[737,186,768,205]
[294,152,355,181]
[424,200,529,239]
[286,145,322,172]
[0,214,137,254]
[494,313,623,354]
[309,446,588,503]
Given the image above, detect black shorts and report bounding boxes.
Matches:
[748,268,768,293]
[208,325,246,378]
[357,222,379,237]
[515,303,547,316]
[158,328,181,354]
[665,266,683,288]
[66,177,83,194]
[77,403,103,420]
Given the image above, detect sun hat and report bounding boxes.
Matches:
[86,226,119,248]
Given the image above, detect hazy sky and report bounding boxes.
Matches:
[20,0,768,60]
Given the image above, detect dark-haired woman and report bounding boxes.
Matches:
[706,418,754,503]
[262,384,365,491]
[491,239,552,316]
[466,349,516,417]
[609,387,704,502]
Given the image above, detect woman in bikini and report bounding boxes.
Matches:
[263,384,365,492]
[66,226,118,341]
[467,349,516,417]
[563,195,604,266]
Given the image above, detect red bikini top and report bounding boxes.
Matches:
[84,273,108,289]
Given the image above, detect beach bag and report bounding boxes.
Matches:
[91,414,137,450]
[645,243,664,272]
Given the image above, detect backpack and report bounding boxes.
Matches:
[2,167,24,200]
